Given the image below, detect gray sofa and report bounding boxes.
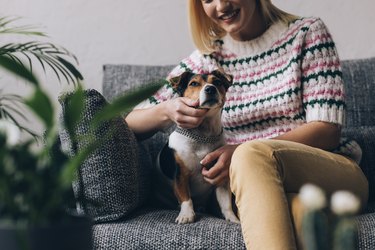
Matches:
[60,57,375,249]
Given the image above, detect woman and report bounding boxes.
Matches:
[126,0,368,249]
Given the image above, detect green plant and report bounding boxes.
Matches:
[0,82,163,226]
[0,16,164,226]
[0,16,83,138]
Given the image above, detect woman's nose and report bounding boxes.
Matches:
[217,0,230,12]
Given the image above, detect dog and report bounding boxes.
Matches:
[157,69,240,224]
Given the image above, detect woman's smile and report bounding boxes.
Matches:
[219,9,240,23]
[201,0,266,41]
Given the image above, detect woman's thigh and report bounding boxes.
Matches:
[233,139,369,207]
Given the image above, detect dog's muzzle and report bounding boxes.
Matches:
[204,85,217,95]
[199,84,220,108]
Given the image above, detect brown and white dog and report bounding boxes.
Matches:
[158,70,240,224]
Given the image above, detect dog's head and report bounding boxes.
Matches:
[170,69,233,109]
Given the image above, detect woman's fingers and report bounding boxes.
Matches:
[172,97,208,128]
[203,167,229,186]
[201,145,239,186]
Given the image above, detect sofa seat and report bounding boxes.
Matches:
[357,204,375,249]
[93,209,246,250]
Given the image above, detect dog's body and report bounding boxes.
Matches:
[159,70,240,224]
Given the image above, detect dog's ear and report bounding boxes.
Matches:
[211,69,233,90]
[169,71,194,96]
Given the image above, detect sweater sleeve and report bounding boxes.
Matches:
[300,18,345,126]
[134,50,217,109]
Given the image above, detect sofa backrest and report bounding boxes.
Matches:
[102,59,375,202]
[341,57,375,127]
[102,64,174,102]
[103,58,375,128]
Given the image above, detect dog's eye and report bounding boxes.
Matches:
[213,80,222,86]
[189,82,199,87]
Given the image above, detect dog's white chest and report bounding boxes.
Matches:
[169,131,223,172]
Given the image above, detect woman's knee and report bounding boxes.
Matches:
[229,139,287,198]
[230,139,279,175]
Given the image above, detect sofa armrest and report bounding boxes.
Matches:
[342,126,375,202]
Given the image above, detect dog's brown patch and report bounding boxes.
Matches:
[182,75,204,100]
[173,153,191,203]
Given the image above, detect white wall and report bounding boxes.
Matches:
[273,0,375,60]
[2,0,193,93]
[2,0,375,133]
[3,0,375,92]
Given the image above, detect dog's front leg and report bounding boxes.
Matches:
[216,183,240,223]
[173,156,195,224]
[173,179,195,224]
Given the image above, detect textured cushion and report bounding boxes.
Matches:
[356,212,375,250]
[93,209,245,250]
[342,126,375,202]
[341,58,375,127]
[59,89,149,222]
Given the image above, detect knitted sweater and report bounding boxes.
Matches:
[139,17,361,163]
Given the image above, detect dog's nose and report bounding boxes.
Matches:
[204,85,216,95]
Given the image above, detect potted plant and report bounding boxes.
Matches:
[0,17,163,250]
[0,16,91,250]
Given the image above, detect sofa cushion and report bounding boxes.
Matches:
[356,211,375,250]
[92,209,246,250]
[342,126,375,202]
[59,89,150,222]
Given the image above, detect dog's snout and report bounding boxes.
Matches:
[204,85,216,95]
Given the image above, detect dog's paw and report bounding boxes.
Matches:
[176,199,195,224]
[175,210,195,224]
[226,215,240,224]
[224,211,240,224]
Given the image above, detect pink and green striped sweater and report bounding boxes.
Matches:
[139,17,361,163]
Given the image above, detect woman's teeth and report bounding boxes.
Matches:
[220,10,239,20]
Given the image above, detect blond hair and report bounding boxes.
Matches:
[188,0,298,54]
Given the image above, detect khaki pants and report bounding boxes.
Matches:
[229,139,369,250]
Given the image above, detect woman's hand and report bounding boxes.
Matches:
[165,97,208,129]
[200,144,239,186]
[126,97,208,140]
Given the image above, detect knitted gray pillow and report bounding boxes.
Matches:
[59,89,150,222]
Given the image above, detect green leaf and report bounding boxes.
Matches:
[92,80,165,126]
[56,56,84,81]
[59,137,100,189]
[63,85,84,139]
[0,55,39,85]
[25,87,54,129]
[0,16,46,36]
[0,41,83,86]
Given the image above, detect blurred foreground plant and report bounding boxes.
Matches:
[0,16,164,226]
[299,184,361,250]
